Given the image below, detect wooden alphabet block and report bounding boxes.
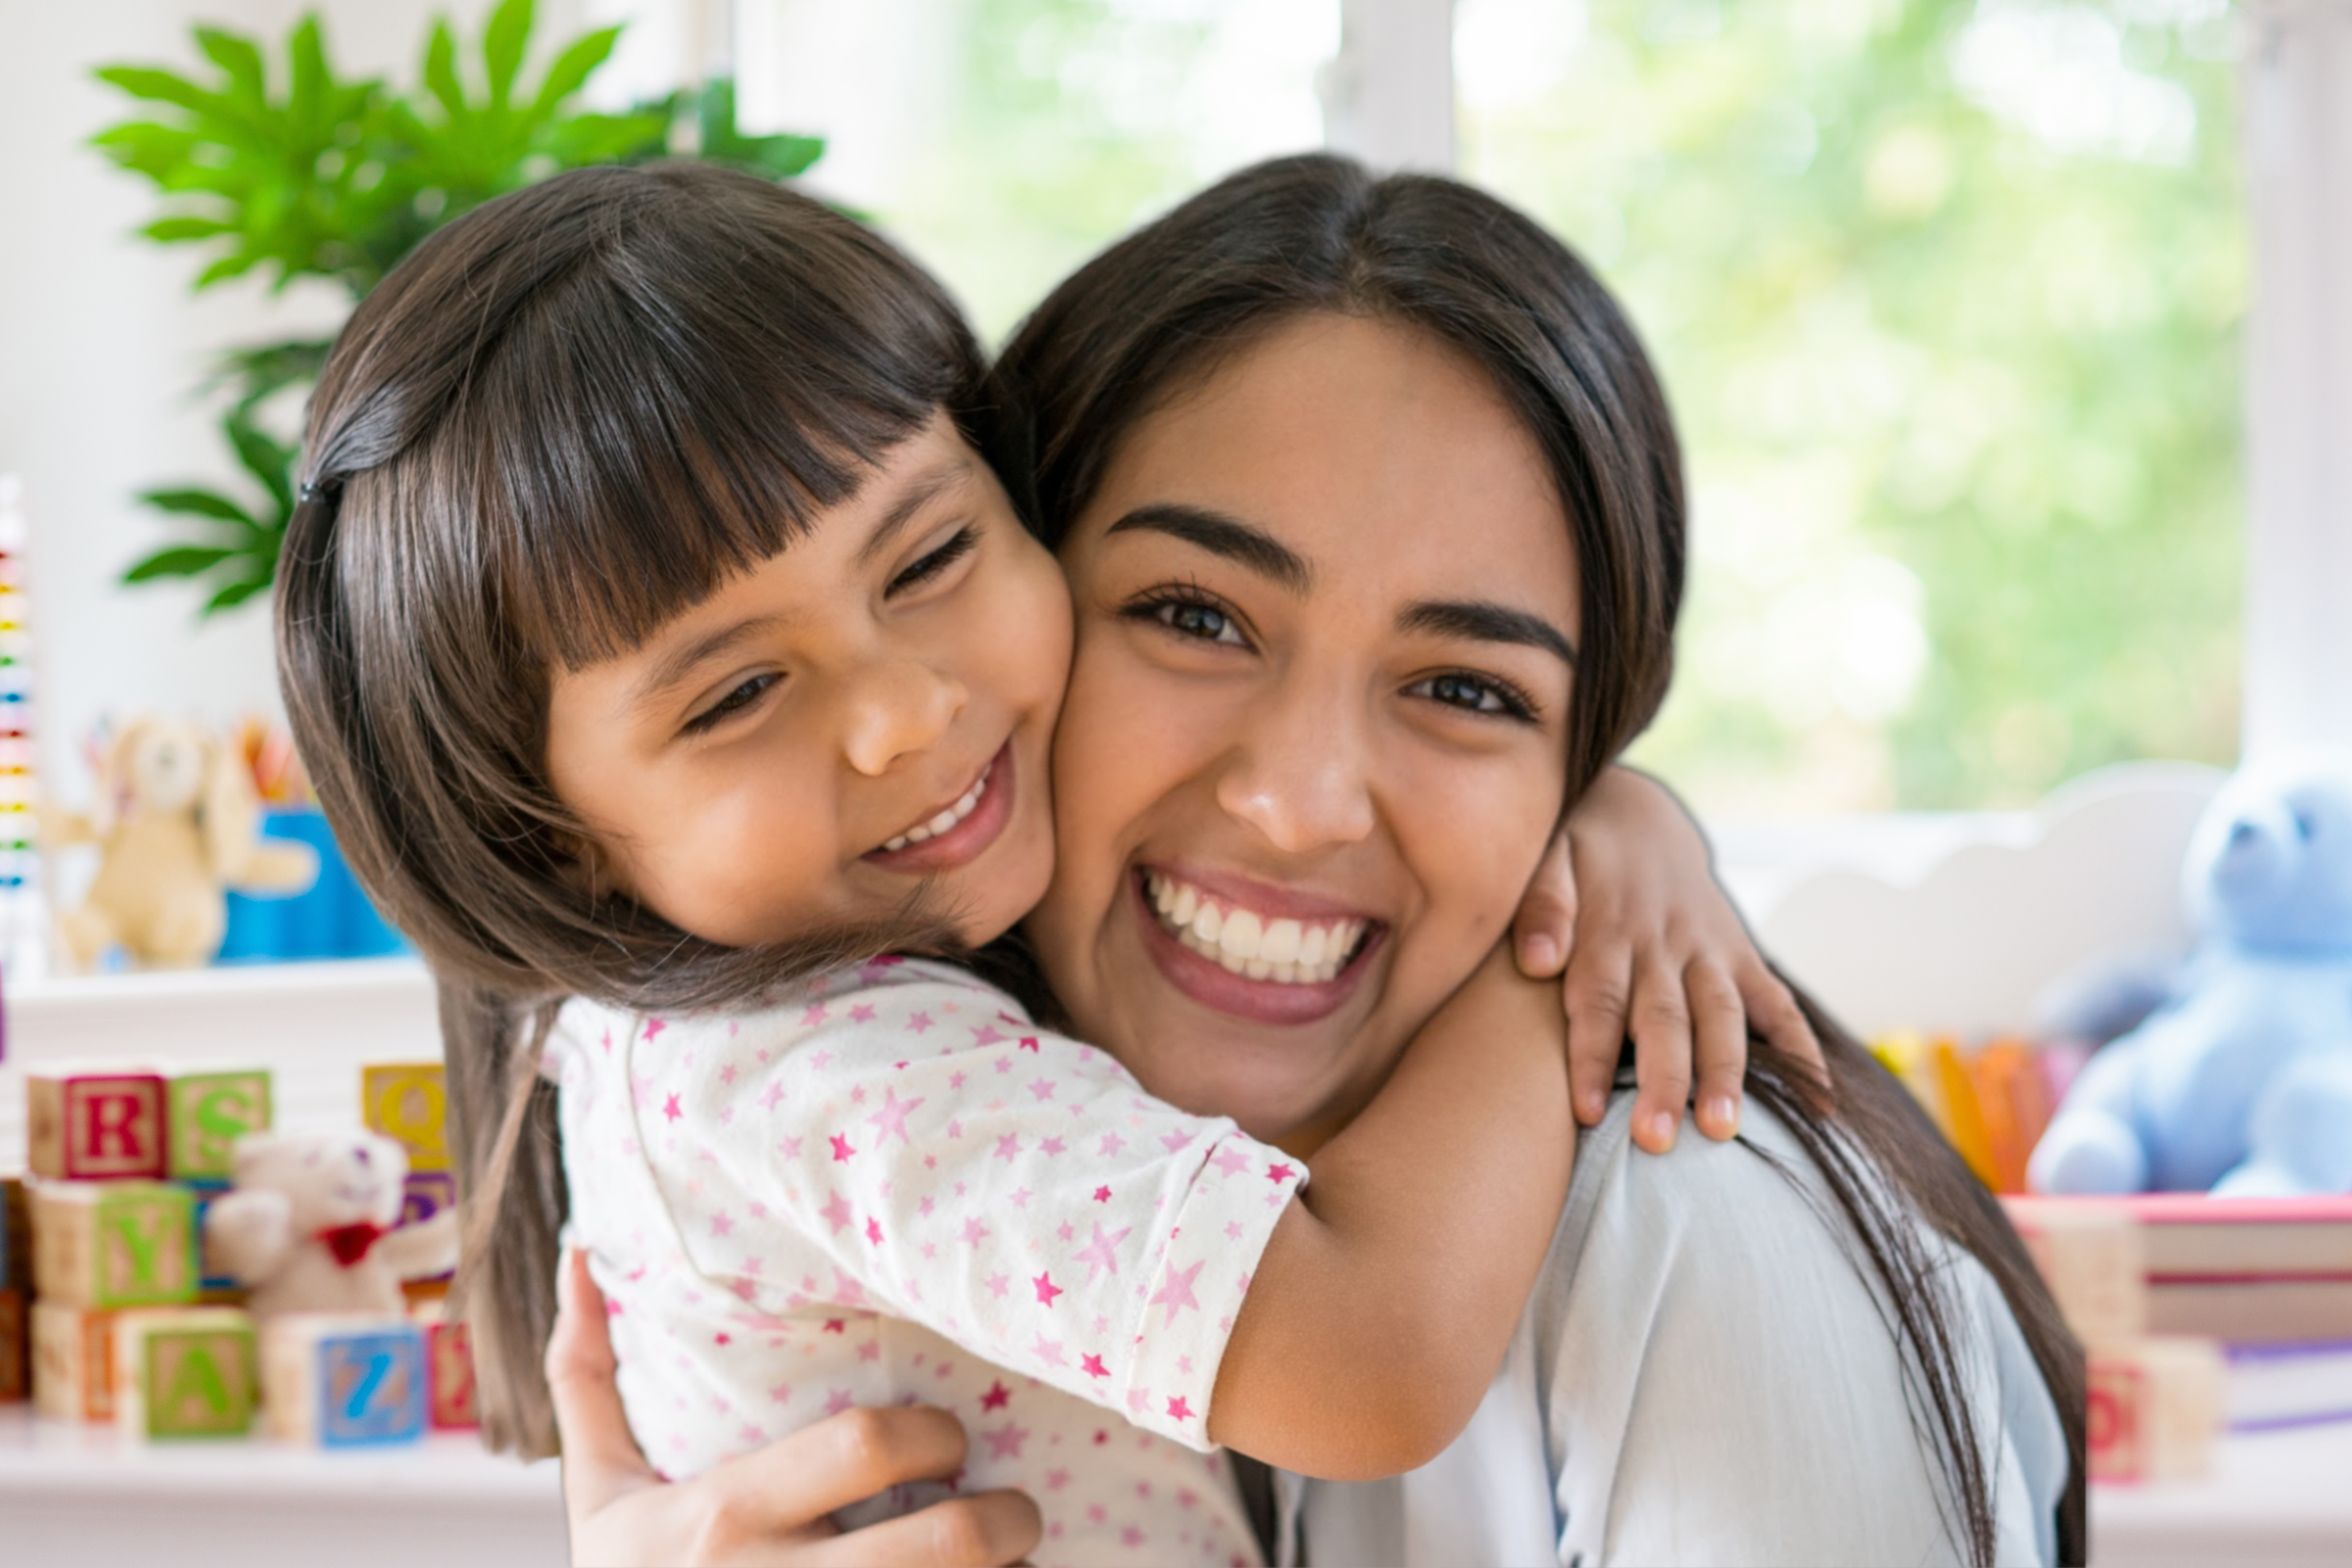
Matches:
[31,1300,116,1422]
[2088,1336,2226,1484]
[114,1306,257,1440]
[400,1170,458,1281]
[1,1175,27,1290]
[2005,1197,2146,1341]
[361,1063,447,1172]
[30,1181,197,1308]
[413,1301,477,1430]
[262,1314,426,1447]
[165,1069,273,1182]
[0,1288,26,1403]
[27,1072,168,1180]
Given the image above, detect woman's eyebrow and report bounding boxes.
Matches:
[1104,504,1312,593]
[1399,600,1578,667]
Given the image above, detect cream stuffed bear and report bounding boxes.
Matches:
[203,1131,461,1318]
[44,716,316,970]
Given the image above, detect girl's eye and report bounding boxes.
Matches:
[683,672,779,735]
[888,525,980,596]
[1127,593,1248,647]
[1410,671,1538,721]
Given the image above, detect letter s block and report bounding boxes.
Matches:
[166,1070,273,1181]
[264,1314,425,1447]
[114,1306,257,1440]
[28,1073,168,1180]
[30,1182,197,1309]
[361,1063,448,1172]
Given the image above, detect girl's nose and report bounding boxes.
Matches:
[1214,697,1377,855]
[841,660,966,777]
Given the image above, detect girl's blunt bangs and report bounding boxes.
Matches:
[391,169,984,673]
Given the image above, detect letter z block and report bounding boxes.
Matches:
[30,1182,197,1308]
[264,1314,426,1447]
[165,1069,273,1182]
[28,1072,168,1179]
[114,1306,258,1439]
[31,1300,117,1422]
[361,1063,448,1172]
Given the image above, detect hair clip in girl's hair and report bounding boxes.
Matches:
[299,477,342,506]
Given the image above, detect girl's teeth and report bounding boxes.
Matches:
[1145,872,1365,986]
[880,765,990,854]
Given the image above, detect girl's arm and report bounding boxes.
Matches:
[547,1250,1041,1568]
[1208,942,1574,1480]
[1510,765,1824,1152]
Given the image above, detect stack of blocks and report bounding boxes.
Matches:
[2,1059,477,1445]
[2005,1199,2225,1484]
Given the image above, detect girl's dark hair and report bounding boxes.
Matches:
[278,164,981,1455]
[989,153,2086,1568]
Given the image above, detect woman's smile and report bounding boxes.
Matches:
[1131,863,1386,1023]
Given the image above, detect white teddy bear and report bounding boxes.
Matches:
[203,1130,460,1318]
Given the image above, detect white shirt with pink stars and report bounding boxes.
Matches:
[550,955,1307,1567]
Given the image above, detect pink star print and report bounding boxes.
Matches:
[824,1389,854,1415]
[1032,1271,1064,1307]
[993,1134,1021,1163]
[1267,1161,1297,1183]
[1027,1077,1057,1103]
[643,1017,667,1041]
[981,1422,1030,1460]
[961,1217,991,1247]
[1098,1132,1126,1157]
[970,1024,1007,1047]
[662,1093,683,1123]
[1040,1135,1066,1157]
[1080,1353,1109,1380]
[907,1011,933,1033]
[718,1063,737,1087]
[865,1087,924,1145]
[1166,1394,1194,1422]
[980,1380,1012,1411]
[1018,1036,1040,1052]
[1211,1145,1251,1178]
[819,1191,853,1236]
[1093,1185,1112,1204]
[848,1003,877,1023]
[1072,1222,1131,1283]
[1150,1260,1204,1326]
[985,1271,1011,1299]
[830,1133,856,1162]
[710,1212,734,1238]
[864,1217,883,1245]
[801,1004,830,1028]
[1160,1128,1197,1154]
[1032,1333,1066,1366]
[760,1081,786,1113]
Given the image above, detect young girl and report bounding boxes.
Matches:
[277,164,1801,1563]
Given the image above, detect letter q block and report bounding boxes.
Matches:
[264,1314,426,1447]
[361,1063,448,1172]
[165,1069,273,1182]
[28,1072,168,1179]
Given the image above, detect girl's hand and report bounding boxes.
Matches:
[547,1250,1042,1567]
[1510,766,1823,1154]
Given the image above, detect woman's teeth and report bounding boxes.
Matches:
[881,767,989,853]
[1144,870,1365,985]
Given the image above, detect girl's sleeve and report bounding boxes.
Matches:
[672,963,1307,1451]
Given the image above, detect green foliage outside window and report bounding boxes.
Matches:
[94,0,823,613]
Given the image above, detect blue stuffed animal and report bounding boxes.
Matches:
[2029,754,2352,1196]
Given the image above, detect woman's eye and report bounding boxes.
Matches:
[1148,598,1245,645]
[1411,672,1535,720]
[683,673,779,734]
[888,526,979,595]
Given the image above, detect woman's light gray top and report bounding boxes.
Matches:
[1272,1092,2069,1567]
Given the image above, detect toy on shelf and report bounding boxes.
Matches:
[113,1304,258,1440]
[202,1130,458,1319]
[414,1299,478,1430]
[28,1071,168,1180]
[262,1313,428,1446]
[33,1300,119,1420]
[0,1286,25,1403]
[41,715,318,971]
[29,1182,197,1308]
[215,715,412,965]
[2030,754,2352,1197]
[1870,1032,2061,1194]
[0,474,46,983]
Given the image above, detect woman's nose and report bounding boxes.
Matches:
[1214,702,1377,855]
[840,660,966,777]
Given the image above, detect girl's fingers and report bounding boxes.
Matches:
[1511,826,1579,979]
[1687,960,1747,1141]
[1743,962,1828,1090]
[548,1249,660,1527]
[800,1490,1045,1568]
[694,1404,975,1551]
[1562,938,1633,1126]
[1627,953,1693,1154]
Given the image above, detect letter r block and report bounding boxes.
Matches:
[361,1064,448,1172]
[166,1070,273,1181]
[28,1073,168,1179]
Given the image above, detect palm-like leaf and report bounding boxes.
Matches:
[122,408,293,617]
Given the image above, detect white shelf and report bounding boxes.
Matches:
[0,1404,565,1567]
[2090,1422,2352,1567]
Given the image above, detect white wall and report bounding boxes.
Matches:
[0,0,585,800]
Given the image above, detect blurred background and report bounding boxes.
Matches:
[0,0,2258,823]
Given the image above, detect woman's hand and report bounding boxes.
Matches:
[1510,766,1823,1153]
[547,1250,1042,1567]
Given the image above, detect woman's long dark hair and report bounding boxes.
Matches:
[989,153,2086,1568]
[278,164,980,1455]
